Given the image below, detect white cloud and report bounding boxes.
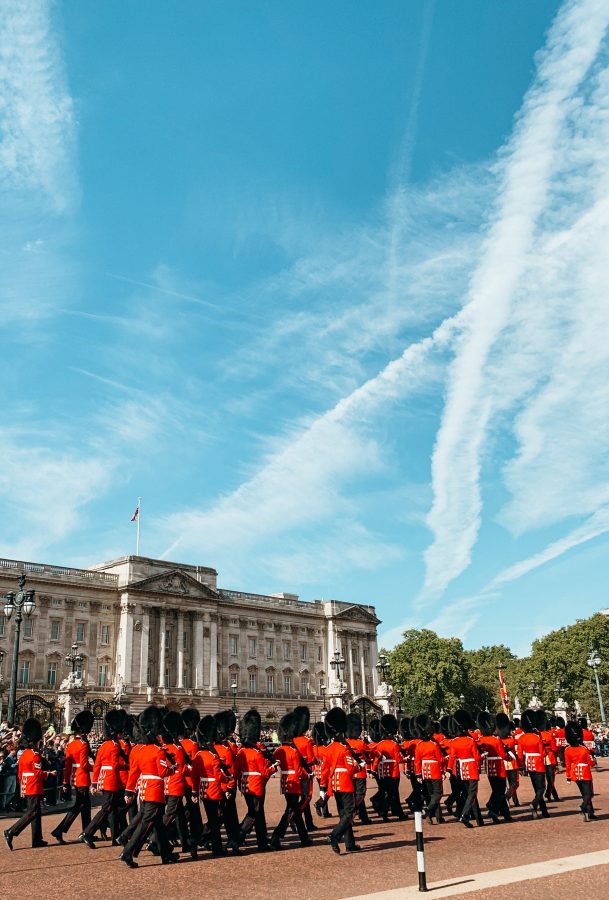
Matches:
[422,0,609,601]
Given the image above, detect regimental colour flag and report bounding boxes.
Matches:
[498,667,510,715]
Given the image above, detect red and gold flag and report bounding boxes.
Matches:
[498,668,510,715]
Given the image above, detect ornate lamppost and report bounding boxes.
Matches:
[587,644,606,726]
[3,574,36,726]
[320,682,327,713]
[330,649,346,706]
[376,653,390,684]
[231,679,238,714]
[65,642,83,676]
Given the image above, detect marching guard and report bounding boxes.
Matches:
[51,709,95,843]
[4,718,53,850]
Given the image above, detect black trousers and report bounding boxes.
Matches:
[272,793,309,845]
[529,771,549,816]
[369,776,387,816]
[56,786,91,834]
[460,780,481,821]
[331,791,356,850]
[446,773,460,812]
[506,769,519,805]
[240,793,269,848]
[221,794,240,843]
[354,778,370,822]
[184,787,203,844]
[84,790,123,841]
[124,800,170,860]
[381,777,406,818]
[202,798,223,854]
[576,780,594,815]
[423,779,443,820]
[163,794,191,849]
[6,795,43,845]
[487,776,511,819]
[407,774,423,813]
[544,764,559,801]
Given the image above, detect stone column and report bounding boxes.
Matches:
[202,613,211,690]
[359,637,367,696]
[347,634,355,694]
[194,614,204,690]
[210,616,218,695]
[158,610,166,689]
[177,611,184,689]
[116,598,135,687]
[138,605,150,688]
[370,633,379,693]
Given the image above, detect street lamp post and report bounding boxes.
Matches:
[330,649,346,705]
[376,653,390,684]
[231,680,238,714]
[3,574,36,726]
[587,645,606,726]
[65,642,83,676]
[320,682,327,712]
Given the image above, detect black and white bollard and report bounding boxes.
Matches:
[414,810,428,892]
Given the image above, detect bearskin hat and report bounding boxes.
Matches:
[278,712,297,744]
[555,715,565,728]
[181,707,200,737]
[312,721,327,745]
[495,712,511,739]
[548,715,557,727]
[197,715,217,746]
[414,713,433,740]
[163,710,183,743]
[439,714,451,736]
[224,709,237,737]
[578,716,588,730]
[126,714,142,742]
[71,709,94,735]
[520,709,537,733]
[368,718,382,741]
[214,710,231,741]
[239,708,261,745]
[324,706,348,738]
[452,709,475,734]
[477,711,494,737]
[534,709,548,731]
[380,713,398,737]
[566,721,583,746]
[346,712,362,739]
[22,717,42,746]
[399,717,411,740]
[140,706,164,744]
[293,705,310,737]
[103,708,127,739]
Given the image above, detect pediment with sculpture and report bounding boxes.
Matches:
[122,568,219,600]
[334,604,380,626]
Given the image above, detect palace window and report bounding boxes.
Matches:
[355,673,361,694]
[363,648,369,665]
[249,672,257,693]
[23,618,34,638]
[283,641,291,661]
[98,664,109,687]
[299,642,307,661]
[47,661,58,686]
[229,635,238,656]
[165,630,172,651]
[18,660,30,685]
[266,639,274,659]
[0,615,5,637]
[75,622,86,643]
[183,630,188,650]
[284,675,291,695]
[352,646,358,664]
[267,674,275,695]
[50,620,61,641]
[317,645,322,662]
[248,637,256,658]
[300,677,309,696]
[51,597,62,606]
[100,624,110,645]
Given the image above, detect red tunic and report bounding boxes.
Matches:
[448,735,481,780]
[274,745,308,795]
[18,749,45,797]
[180,737,198,789]
[414,739,445,780]
[346,738,371,780]
[163,742,188,797]
[582,728,595,752]
[565,745,596,782]
[214,742,236,791]
[191,748,228,802]
[293,734,315,765]
[374,738,402,779]
[63,737,92,788]
[126,743,171,802]
[540,730,557,766]
[553,727,567,749]
[320,741,358,794]
[400,739,411,775]
[502,736,520,771]
[478,735,507,778]
[312,743,326,780]
[517,733,545,773]
[117,739,131,788]
[92,740,121,792]
[234,746,274,797]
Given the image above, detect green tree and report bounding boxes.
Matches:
[386,629,469,716]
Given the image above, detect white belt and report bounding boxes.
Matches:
[281,770,296,775]
[101,765,113,770]
[486,756,501,761]
[243,771,262,776]
[22,773,34,779]
[141,774,163,781]
[460,758,475,763]
[334,767,348,772]
[200,777,216,782]
[422,758,436,763]
[73,763,81,768]
[525,753,540,757]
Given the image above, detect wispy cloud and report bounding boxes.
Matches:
[421,0,609,601]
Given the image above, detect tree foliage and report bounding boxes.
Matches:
[386,614,609,720]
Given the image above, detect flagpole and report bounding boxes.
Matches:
[136,496,141,556]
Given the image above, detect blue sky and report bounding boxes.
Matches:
[2,0,609,657]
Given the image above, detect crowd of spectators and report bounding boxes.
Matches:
[0,723,69,812]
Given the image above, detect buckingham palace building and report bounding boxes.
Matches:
[0,554,382,727]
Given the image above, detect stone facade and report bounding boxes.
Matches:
[0,555,381,725]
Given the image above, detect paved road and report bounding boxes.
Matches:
[1,764,607,899]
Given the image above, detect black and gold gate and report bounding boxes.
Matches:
[14,694,63,731]
[86,698,111,740]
